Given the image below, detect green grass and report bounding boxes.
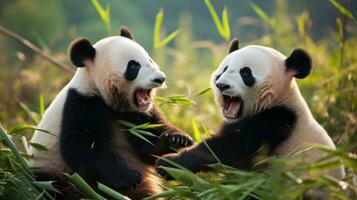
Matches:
[0,0,356,199]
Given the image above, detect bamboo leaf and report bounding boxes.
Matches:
[153,8,180,49]
[222,6,231,40]
[98,183,130,200]
[195,88,212,96]
[191,118,202,142]
[135,130,158,137]
[138,123,164,129]
[128,129,154,146]
[9,124,52,135]
[66,173,104,200]
[202,140,221,164]
[204,0,223,32]
[153,8,163,49]
[91,0,112,34]
[131,123,151,130]
[19,102,40,124]
[118,120,136,128]
[39,94,45,116]
[336,17,344,46]
[0,125,29,168]
[157,29,181,48]
[29,143,48,152]
[32,181,59,193]
[204,0,231,40]
[21,136,30,154]
[156,95,193,106]
[250,2,275,28]
[329,0,356,23]
[160,166,208,189]
[144,189,177,200]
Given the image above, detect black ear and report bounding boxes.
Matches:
[68,38,96,67]
[119,26,134,40]
[228,38,239,54]
[285,48,312,79]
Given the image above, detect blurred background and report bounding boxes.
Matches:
[0,0,356,151]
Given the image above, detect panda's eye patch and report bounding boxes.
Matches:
[215,66,228,81]
[239,67,255,87]
[125,60,141,81]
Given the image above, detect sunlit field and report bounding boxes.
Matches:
[0,0,356,199]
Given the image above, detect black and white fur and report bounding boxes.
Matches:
[29,27,193,199]
[156,38,345,179]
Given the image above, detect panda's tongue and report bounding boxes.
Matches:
[136,90,151,106]
[224,100,241,119]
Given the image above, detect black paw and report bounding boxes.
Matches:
[155,156,176,180]
[113,169,142,189]
[160,132,193,149]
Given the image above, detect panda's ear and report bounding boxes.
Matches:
[119,26,134,40]
[68,38,96,68]
[285,48,312,79]
[228,38,239,54]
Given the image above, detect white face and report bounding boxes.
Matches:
[90,36,166,112]
[211,45,291,122]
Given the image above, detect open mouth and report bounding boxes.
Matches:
[222,95,243,119]
[134,89,152,111]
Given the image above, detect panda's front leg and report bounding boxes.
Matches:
[158,131,194,152]
[150,107,193,153]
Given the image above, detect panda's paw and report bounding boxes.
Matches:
[155,155,177,180]
[161,132,194,149]
[114,169,142,189]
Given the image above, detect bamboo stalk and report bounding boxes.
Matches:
[0,25,73,73]
[0,125,29,168]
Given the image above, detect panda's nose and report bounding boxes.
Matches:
[151,77,166,85]
[216,83,231,91]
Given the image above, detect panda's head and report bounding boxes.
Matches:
[68,27,166,112]
[211,38,312,122]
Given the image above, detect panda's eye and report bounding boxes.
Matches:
[125,60,141,81]
[239,67,255,87]
[128,60,141,69]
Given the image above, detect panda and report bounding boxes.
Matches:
[155,38,345,180]
[29,27,193,199]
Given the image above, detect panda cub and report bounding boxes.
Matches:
[156,38,345,179]
[29,27,193,199]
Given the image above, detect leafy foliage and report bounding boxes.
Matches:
[0,0,356,199]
